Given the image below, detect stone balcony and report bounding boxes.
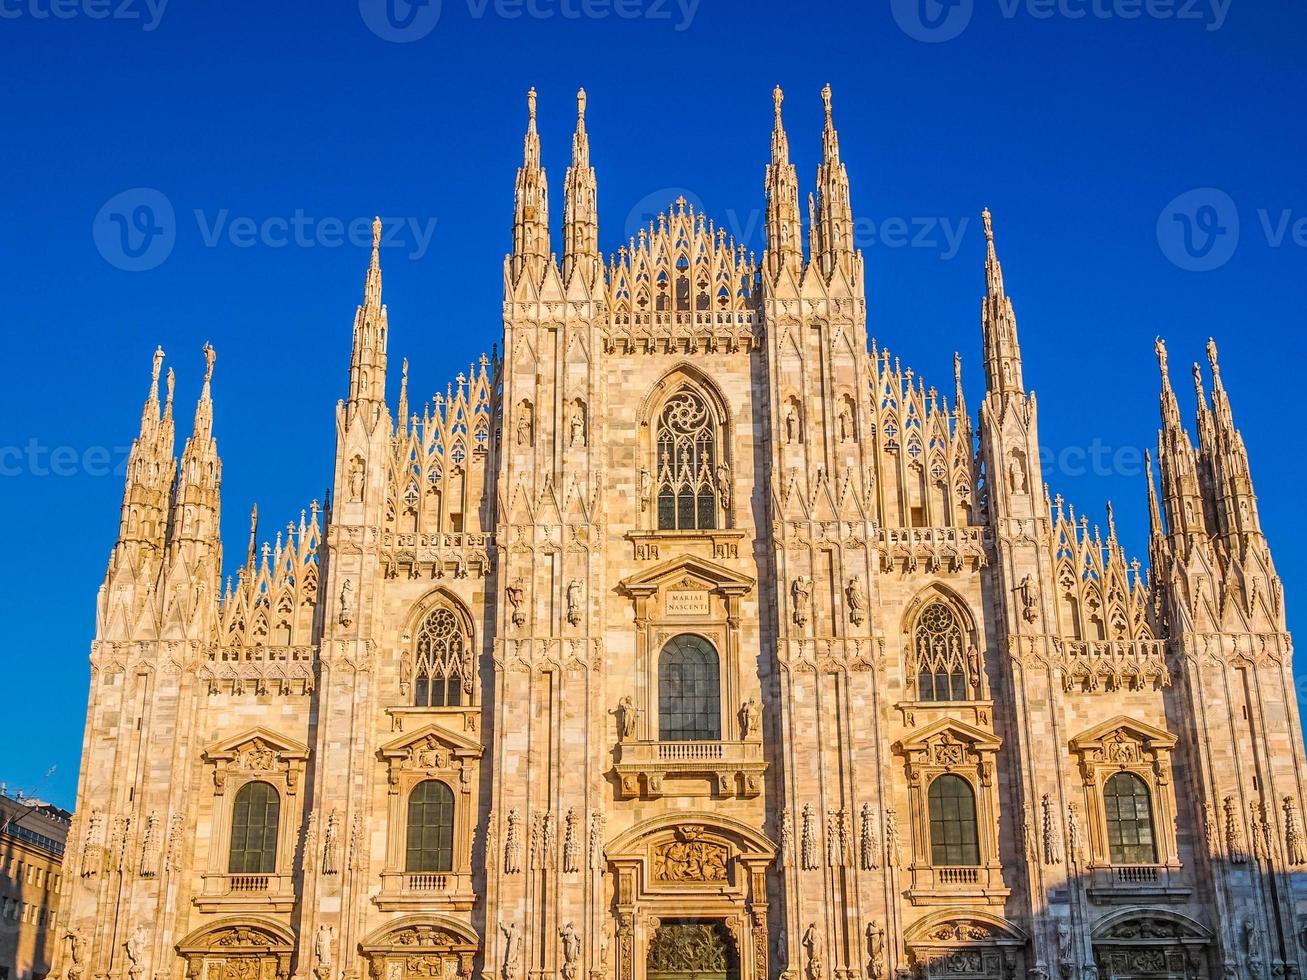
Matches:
[195,872,297,913]
[375,870,477,912]
[906,864,1010,906]
[613,739,766,800]
[1086,864,1190,903]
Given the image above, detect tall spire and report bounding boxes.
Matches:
[1201,338,1263,542]
[512,87,551,282]
[764,85,804,280]
[346,217,389,418]
[562,87,600,287]
[1153,338,1208,544]
[813,83,855,277]
[115,347,177,558]
[979,209,1024,396]
[171,343,222,556]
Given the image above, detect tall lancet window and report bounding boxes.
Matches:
[414,606,469,708]
[656,389,717,531]
[913,602,971,702]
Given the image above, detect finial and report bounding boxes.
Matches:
[527,87,537,125]
[577,87,586,120]
[773,85,784,121]
[821,83,833,123]
[164,368,175,409]
[982,207,994,243]
[371,216,382,253]
[1192,362,1204,400]
[1154,337,1169,379]
[202,342,215,384]
[1206,337,1221,378]
[151,346,165,385]
[953,351,962,385]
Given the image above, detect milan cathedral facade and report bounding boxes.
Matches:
[53,86,1307,980]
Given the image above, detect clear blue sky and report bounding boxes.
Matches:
[2,0,1304,808]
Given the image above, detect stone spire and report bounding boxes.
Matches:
[812,83,854,277]
[562,87,600,288]
[346,217,389,419]
[764,85,803,280]
[170,343,222,555]
[1201,339,1263,543]
[980,209,1024,397]
[1153,338,1209,544]
[115,346,177,560]
[512,87,551,282]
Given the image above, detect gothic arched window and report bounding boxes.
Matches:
[656,389,718,531]
[1103,772,1157,865]
[913,602,970,702]
[927,774,980,866]
[414,606,469,708]
[228,781,280,874]
[658,635,721,742]
[406,780,455,873]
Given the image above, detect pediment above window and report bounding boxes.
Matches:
[619,554,755,598]
[1069,715,1177,758]
[203,728,310,768]
[896,717,1002,757]
[379,724,484,765]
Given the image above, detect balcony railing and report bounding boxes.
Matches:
[935,866,981,885]
[195,872,294,912]
[613,739,767,799]
[227,874,271,894]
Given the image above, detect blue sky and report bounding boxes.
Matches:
[2,0,1303,808]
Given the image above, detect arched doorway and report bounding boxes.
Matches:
[176,919,294,980]
[1091,910,1211,980]
[646,920,740,980]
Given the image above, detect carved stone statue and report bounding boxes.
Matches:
[866,922,885,980]
[347,455,364,502]
[791,576,812,627]
[845,575,867,626]
[615,696,637,740]
[785,404,799,444]
[639,467,652,512]
[802,924,823,980]
[1018,575,1037,623]
[65,930,87,980]
[504,809,522,874]
[313,925,334,980]
[1009,453,1027,493]
[124,924,149,980]
[515,406,532,447]
[337,578,355,628]
[566,579,583,626]
[506,577,526,627]
[560,922,582,980]
[739,697,762,740]
[501,922,522,980]
[716,462,731,512]
[569,405,586,447]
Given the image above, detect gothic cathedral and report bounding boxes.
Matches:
[54,86,1307,980]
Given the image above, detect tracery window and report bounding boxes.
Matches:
[228,781,280,874]
[414,607,469,708]
[1103,772,1157,865]
[656,389,718,531]
[927,774,980,866]
[405,780,455,873]
[658,634,721,742]
[914,602,969,701]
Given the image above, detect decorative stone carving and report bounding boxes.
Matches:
[138,811,161,878]
[80,811,103,878]
[313,925,334,980]
[500,922,522,980]
[1018,575,1037,623]
[506,578,526,627]
[504,808,522,874]
[1285,798,1305,865]
[860,803,879,870]
[884,806,900,868]
[560,923,581,980]
[803,923,824,980]
[648,922,733,974]
[866,922,885,980]
[589,810,605,871]
[800,803,818,870]
[124,924,149,980]
[614,695,637,741]
[323,809,341,875]
[563,807,581,873]
[652,826,728,882]
[1042,794,1062,865]
[64,930,88,980]
[1225,795,1247,864]
[338,578,355,628]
